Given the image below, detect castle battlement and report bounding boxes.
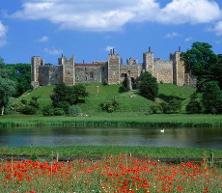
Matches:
[31,48,195,88]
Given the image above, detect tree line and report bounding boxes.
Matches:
[0,58,31,115]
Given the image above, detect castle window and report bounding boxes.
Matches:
[90,72,94,79]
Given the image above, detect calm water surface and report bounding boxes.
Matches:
[0,127,222,149]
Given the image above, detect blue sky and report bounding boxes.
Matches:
[0,0,222,64]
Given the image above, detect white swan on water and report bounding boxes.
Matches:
[160,129,165,133]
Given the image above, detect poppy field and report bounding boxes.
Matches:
[0,155,221,193]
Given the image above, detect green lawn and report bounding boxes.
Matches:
[1,114,222,128]
[1,146,222,160]
[16,83,195,114]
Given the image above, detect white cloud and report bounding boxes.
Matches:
[164,32,180,39]
[38,35,49,43]
[12,0,222,31]
[44,47,62,55]
[0,21,7,47]
[105,46,114,52]
[185,37,193,42]
[158,0,221,24]
[212,21,222,36]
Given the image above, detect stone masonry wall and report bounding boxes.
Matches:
[107,51,121,85]
[75,64,103,83]
[62,57,75,86]
[154,60,173,84]
[120,65,141,82]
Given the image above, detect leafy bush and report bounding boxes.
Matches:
[186,93,202,114]
[56,101,70,114]
[160,98,182,114]
[42,105,54,116]
[101,98,119,113]
[68,105,82,116]
[138,72,158,101]
[20,105,37,115]
[18,97,39,115]
[53,108,65,116]
[51,83,88,113]
[150,104,163,114]
[202,81,222,114]
[158,95,183,114]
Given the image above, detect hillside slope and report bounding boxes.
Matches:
[17,84,195,114]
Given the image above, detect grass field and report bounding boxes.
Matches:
[1,146,222,160]
[1,114,222,129]
[3,84,221,129]
[16,83,195,114]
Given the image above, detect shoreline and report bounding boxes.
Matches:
[1,114,222,129]
[1,146,222,160]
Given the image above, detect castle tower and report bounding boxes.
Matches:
[107,49,121,85]
[143,47,154,75]
[59,55,75,86]
[31,56,44,88]
[172,49,185,86]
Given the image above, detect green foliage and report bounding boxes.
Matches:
[68,105,82,116]
[51,83,88,112]
[202,81,222,114]
[138,71,158,101]
[72,84,88,104]
[211,54,222,89]
[101,98,119,113]
[186,93,202,114]
[159,95,183,114]
[0,62,32,96]
[150,104,163,114]
[18,97,40,115]
[0,77,16,115]
[53,108,65,116]
[182,42,218,91]
[42,105,54,116]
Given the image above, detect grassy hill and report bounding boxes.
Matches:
[16,83,195,115]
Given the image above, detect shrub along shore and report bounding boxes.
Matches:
[1,114,222,129]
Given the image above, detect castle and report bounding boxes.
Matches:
[31,48,195,88]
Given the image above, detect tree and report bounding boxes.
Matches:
[182,42,217,91]
[186,93,202,114]
[159,96,183,114]
[0,77,16,115]
[138,71,158,101]
[4,64,32,96]
[18,97,40,115]
[202,81,222,114]
[210,54,222,89]
[51,83,88,113]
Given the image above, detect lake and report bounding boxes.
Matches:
[0,127,222,149]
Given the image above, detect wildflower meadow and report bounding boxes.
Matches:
[0,155,221,193]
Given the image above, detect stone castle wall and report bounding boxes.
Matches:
[38,65,63,86]
[75,63,106,83]
[154,59,173,84]
[31,48,195,88]
[107,50,121,85]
